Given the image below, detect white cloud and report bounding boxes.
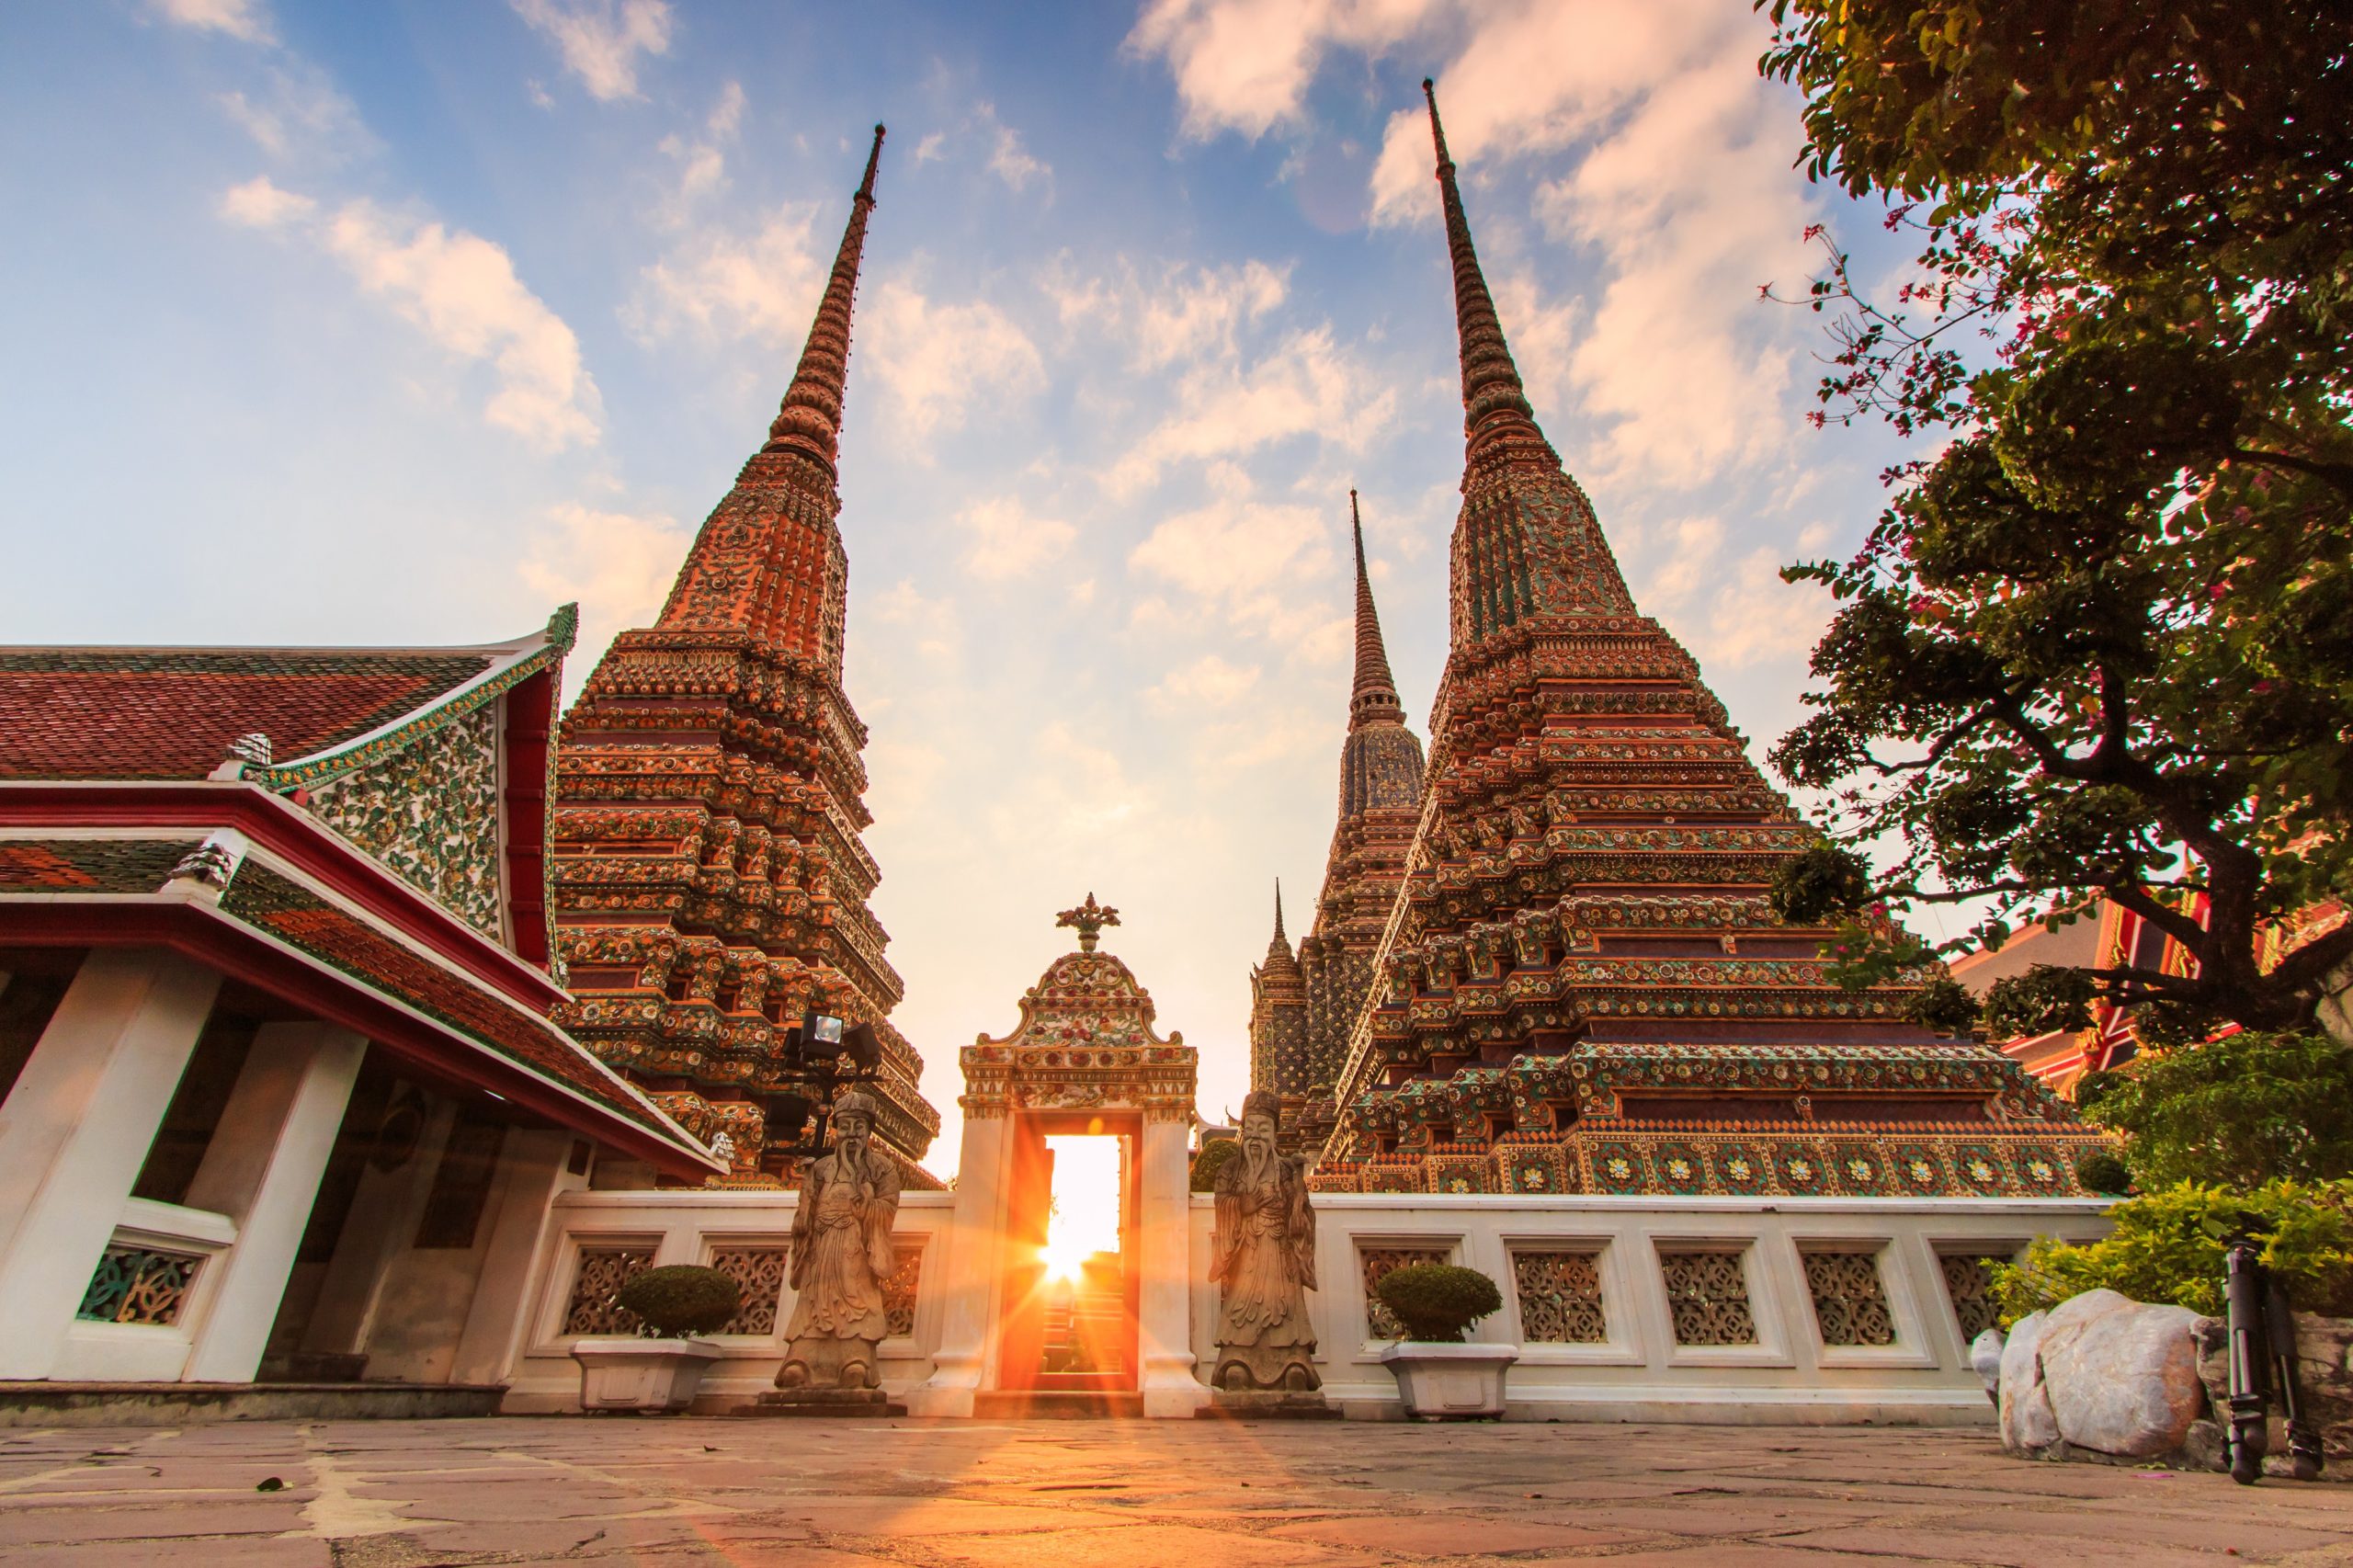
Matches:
[223,179,602,451]
[626,203,823,344]
[217,64,370,164]
[1106,324,1394,494]
[982,104,1049,192]
[517,503,688,681]
[914,131,948,165]
[1049,257,1289,371]
[218,175,313,228]
[864,280,1045,441]
[150,0,276,43]
[959,496,1075,581]
[655,81,746,219]
[509,0,673,102]
[1128,465,1344,642]
[1150,653,1262,710]
[1126,0,1444,140]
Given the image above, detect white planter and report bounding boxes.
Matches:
[571,1337,722,1414]
[1378,1341,1518,1420]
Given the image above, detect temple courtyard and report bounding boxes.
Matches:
[2,1417,2348,1566]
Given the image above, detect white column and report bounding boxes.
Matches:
[1137,1115,1209,1416]
[179,1022,366,1382]
[448,1128,574,1386]
[904,1111,1009,1417]
[0,948,223,1380]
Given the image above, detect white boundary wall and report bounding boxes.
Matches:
[506,1187,2109,1422]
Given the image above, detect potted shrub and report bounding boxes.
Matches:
[571,1265,740,1414]
[1372,1262,1517,1420]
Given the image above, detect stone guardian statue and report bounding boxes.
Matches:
[1210,1090,1321,1391]
[777,1089,902,1392]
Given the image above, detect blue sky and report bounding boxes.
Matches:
[1,0,1930,1171]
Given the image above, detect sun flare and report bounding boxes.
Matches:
[1040,1133,1124,1282]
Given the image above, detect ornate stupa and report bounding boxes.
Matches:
[549,127,940,1187]
[1312,85,2098,1199]
[1267,493,1428,1156]
[1245,882,1310,1139]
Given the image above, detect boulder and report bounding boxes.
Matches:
[2038,1290,2206,1458]
[1998,1309,2059,1454]
[1969,1328,2005,1403]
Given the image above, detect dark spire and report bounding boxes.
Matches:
[1422,80,1552,468]
[1347,489,1405,730]
[1273,879,1287,941]
[763,123,885,478]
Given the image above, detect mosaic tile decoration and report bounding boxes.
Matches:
[309,704,502,936]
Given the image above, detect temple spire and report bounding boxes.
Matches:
[763,123,885,478]
[1347,490,1405,729]
[1421,80,1552,467]
[1273,880,1287,942]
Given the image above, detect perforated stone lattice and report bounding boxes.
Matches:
[883,1242,924,1339]
[1658,1251,1756,1346]
[1802,1250,1896,1346]
[1358,1244,1451,1339]
[563,1245,654,1335]
[708,1245,790,1336]
[1938,1253,2006,1343]
[77,1245,202,1325]
[1512,1250,1607,1343]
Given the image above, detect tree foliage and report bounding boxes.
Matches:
[2076,1029,2353,1188]
[1756,1,2353,1035]
[1992,1180,2353,1324]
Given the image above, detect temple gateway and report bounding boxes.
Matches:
[0,88,2109,1426]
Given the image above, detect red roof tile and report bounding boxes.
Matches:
[0,651,494,780]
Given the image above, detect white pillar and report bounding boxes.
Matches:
[0,948,223,1379]
[448,1128,574,1386]
[1136,1115,1208,1416]
[904,1111,1009,1417]
[179,1022,366,1382]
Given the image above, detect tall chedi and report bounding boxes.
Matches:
[1245,883,1310,1141]
[1290,492,1427,1157]
[1314,85,2097,1199]
[551,127,940,1187]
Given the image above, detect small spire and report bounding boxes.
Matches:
[1273,879,1287,941]
[1422,80,1549,466]
[1347,490,1405,729]
[763,123,886,478]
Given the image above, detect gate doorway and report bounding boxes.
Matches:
[996,1114,1139,1392]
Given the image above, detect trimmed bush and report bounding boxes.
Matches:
[2073,1148,2133,1197]
[1992,1179,2353,1325]
[616,1265,740,1338]
[1189,1136,1239,1192]
[1375,1263,1504,1343]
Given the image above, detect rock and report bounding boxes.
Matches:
[1998,1310,2059,1455]
[2039,1290,2205,1458]
[1969,1328,2005,1404]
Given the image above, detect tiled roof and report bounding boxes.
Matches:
[0,651,496,781]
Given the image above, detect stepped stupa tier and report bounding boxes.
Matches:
[550,126,940,1187]
[1285,493,1427,1155]
[1310,85,2098,1199]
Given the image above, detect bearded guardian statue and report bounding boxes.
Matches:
[1209,1090,1320,1392]
[777,1089,902,1392]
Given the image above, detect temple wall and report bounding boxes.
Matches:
[506,1184,2109,1423]
[1208,1192,2110,1425]
[500,1188,955,1414]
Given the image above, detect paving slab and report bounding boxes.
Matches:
[0,1416,2347,1565]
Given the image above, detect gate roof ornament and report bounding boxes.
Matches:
[1055,892,1120,951]
[961,900,1196,1123]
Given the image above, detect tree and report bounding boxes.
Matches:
[2076,1030,2353,1189]
[1756,0,2353,1039]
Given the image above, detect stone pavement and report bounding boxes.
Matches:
[2,1416,2349,1566]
